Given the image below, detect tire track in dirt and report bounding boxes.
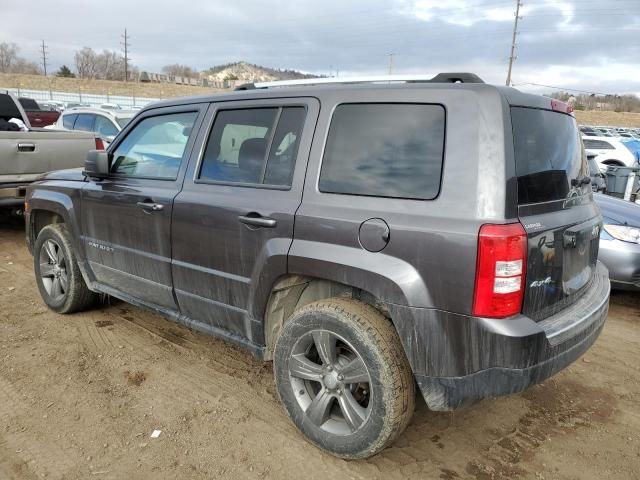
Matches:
[73,305,289,435]
[0,378,77,480]
[464,377,619,479]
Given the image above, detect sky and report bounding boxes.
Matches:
[1,0,639,95]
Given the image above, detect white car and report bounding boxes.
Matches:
[51,107,136,145]
[100,103,122,111]
[582,136,638,172]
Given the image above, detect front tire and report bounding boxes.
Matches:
[273,297,415,459]
[34,224,97,314]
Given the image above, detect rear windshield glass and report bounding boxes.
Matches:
[511,107,587,204]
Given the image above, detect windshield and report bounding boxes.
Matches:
[116,117,133,128]
[511,107,587,204]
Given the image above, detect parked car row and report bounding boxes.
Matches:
[581,125,640,139]
[13,97,148,114]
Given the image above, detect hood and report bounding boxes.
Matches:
[37,168,87,182]
[594,193,640,227]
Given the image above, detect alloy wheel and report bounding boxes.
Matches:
[288,329,372,436]
[39,239,68,301]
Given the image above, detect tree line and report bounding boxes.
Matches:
[0,42,200,82]
[552,91,640,113]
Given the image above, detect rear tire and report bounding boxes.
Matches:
[273,297,415,459]
[34,224,97,314]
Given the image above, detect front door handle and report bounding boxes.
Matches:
[17,143,36,152]
[238,214,277,228]
[137,201,164,212]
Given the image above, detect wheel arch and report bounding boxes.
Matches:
[601,159,625,166]
[27,189,86,269]
[262,275,391,360]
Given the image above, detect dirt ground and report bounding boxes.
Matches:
[0,218,639,480]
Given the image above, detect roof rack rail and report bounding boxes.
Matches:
[235,72,484,90]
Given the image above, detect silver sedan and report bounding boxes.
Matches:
[595,194,640,291]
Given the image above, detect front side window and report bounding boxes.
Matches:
[199,107,305,187]
[319,103,446,200]
[110,112,197,179]
[95,115,119,137]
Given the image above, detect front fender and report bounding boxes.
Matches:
[27,186,90,281]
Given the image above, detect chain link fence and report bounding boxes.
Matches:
[0,86,159,109]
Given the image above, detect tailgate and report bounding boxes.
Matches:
[511,106,602,321]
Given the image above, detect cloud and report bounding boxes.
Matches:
[0,0,638,95]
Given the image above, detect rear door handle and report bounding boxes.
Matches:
[17,143,36,152]
[137,201,164,212]
[238,214,277,228]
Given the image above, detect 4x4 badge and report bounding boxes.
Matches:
[530,277,552,288]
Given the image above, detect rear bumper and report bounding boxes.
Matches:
[388,261,610,410]
[598,238,640,291]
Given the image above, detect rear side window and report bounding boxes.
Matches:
[319,103,445,200]
[62,114,78,129]
[583,139,613,150]
[511,107,587,204]
[74,114,95,132]
[199,107,305,187]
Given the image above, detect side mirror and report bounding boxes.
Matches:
[105,135,116,144]
[83,150,110,179]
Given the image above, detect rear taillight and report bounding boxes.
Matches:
[472,223,527,318]
[95,137,105,150]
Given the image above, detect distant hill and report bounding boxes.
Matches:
[204,61,318,83]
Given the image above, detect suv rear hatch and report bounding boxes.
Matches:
[511,106,602,320]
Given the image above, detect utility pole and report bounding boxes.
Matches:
[40,40,48,76]
[121,28,131,82]
[505,0,523,86]
[387,53,395,75]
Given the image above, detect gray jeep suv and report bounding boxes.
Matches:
[25,73,610,459]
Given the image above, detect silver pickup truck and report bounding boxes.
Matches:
[0,92,100,212]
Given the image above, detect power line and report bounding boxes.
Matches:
[40,40,48,77]
[387,53,395,74]
[506,0,523,86]
[514,82,616,96]
[121,28,131,82]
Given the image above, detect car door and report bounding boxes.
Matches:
[80,105,206,310]
[171,98,319,343]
